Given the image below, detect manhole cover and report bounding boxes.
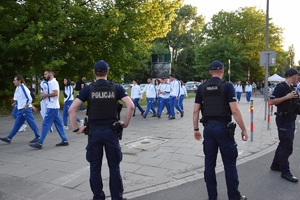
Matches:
[123,136,169,149]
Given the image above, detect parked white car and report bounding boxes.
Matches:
[185,81,201,93]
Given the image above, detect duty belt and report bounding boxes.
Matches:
[90,124,113,129]
[206,120,228,126]
[274,112,288,116]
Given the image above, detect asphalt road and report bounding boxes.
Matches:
[131,122,300,200]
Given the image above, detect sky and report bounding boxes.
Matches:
[184,0,299,63]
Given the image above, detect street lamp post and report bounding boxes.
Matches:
[248,66,250,81]
[264,0,269,120]
[228,59,231,82]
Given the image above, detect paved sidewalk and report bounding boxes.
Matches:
[0,94,278,200]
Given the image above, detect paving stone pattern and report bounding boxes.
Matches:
[0,94,278,200]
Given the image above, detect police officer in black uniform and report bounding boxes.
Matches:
[270,68,299,183]
[193,60,248,200]
[69,60,134,200]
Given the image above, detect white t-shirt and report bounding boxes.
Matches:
[46,78,60,109]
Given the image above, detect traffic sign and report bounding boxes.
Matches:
[260,51,276,66]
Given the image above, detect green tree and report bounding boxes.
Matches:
[151,42,170,54]
[287,44,295,67]
[196,7,285,82]
[0,0,183,93]
[91,0,183,81]
[156,4,205,79]
[175,47,196,81]
[123,42,169,83]
[195,36,245,81]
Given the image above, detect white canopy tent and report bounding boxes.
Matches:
[268,73,285,82]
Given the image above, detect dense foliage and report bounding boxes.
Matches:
[0,0,182,93]
[0,2,296,115]
[194,7,289,82]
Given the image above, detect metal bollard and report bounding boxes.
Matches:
[250,100,254,142]
[267,99,271,130]
[271,104,273,116]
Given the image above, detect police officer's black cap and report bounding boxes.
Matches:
[209,60,224,70]
[285,68,299,77]
[94,60,110,73]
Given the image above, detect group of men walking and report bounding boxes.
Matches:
[234,81,253,103]
[131,74,187,120]
[0,70,82,149]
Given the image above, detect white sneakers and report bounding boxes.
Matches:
[18,124,27,132]
[64,126,69,130]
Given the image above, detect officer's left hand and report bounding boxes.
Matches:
[194,131,202,141]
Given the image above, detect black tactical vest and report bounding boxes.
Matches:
[276,82,293,110]
[276,82,298,121]
[202,79,231,117]
[87,81,118,120]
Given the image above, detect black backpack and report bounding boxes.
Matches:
[75,81,81,91]
[29,88,36,103]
